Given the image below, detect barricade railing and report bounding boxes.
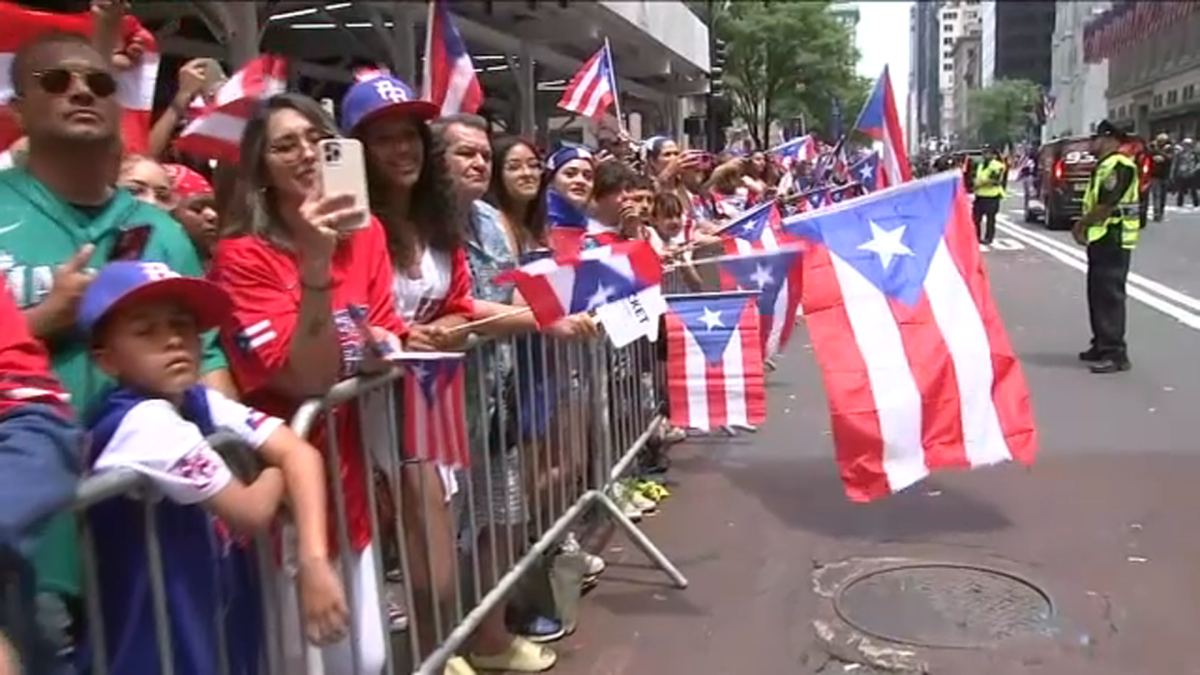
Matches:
[57,330,689,675]
[68,431,277,675]
[281,331,686,674]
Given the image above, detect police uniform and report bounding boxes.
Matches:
[1078,120,1139,373]
[972,149,1007,244]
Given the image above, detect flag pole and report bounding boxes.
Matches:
[603,37,626,133]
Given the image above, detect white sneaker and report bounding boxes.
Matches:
[561,532,606,576]
[609,485,643,522]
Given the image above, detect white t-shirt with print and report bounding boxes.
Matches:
[92,388,284,504]
[393,248,454,325]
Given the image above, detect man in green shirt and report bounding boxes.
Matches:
[2,30,233,659]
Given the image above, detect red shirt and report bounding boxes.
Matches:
[208,218,407,552]
[0,280,69,419]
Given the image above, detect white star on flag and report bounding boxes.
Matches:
[749,264,774,289]
[585,283,615,310]
[858,163,873,181]
[857,220,914,270]
[700,307,724,331]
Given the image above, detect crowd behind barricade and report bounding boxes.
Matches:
[0,20,870,675]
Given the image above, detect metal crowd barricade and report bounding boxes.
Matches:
[286,332,687,675]
[70,431,277,675]
[62,330,689,675]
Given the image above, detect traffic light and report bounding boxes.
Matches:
[710,38,728,97]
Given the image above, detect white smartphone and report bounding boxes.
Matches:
[317,138,371,231]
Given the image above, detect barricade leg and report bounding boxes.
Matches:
[589,342,689,589]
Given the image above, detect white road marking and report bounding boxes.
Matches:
[995,214,1200,330]
[988,237,1025,251]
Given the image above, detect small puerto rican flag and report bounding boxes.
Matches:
[235,319,276,353]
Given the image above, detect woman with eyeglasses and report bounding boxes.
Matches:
[209,92,405,675]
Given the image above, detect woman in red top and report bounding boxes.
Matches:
[340,73,488,672]
[209,93,405,675]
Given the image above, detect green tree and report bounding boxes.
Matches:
[704,0,861,148]
[968,78,1042,146]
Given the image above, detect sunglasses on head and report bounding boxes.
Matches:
[32,68,118,98]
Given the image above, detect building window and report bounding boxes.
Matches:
[1119,105,1127,119]
[1168,89,1179,105]
[943,23,953,33]
[1155,94,1164,108]
[1185,84,1196,101]
[944,63,954,72]
[1108,109,1117,121]
[944,11,957,20]
[944,37,954,45]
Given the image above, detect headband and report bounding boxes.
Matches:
[163,164,213,199]
[545,145,594,175]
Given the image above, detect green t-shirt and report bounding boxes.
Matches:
[0,168,229,597]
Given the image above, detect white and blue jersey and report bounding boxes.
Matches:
[79,384,282,675]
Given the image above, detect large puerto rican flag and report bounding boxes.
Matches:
[421,0,483,115]
[665,292,766,431]
[853,66,911,189]
[782,171,1036,502]
[0,0,159,162]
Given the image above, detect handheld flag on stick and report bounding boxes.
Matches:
[853,66,911,188]
[558,41,620,121]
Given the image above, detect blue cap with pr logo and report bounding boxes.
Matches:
[340,72,440,135]
[78,261,232,335]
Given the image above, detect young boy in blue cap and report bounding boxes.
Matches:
[77,260,349,674]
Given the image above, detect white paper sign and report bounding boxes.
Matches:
[594,285,667,348]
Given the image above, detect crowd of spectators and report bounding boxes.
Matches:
[0,10,839,674]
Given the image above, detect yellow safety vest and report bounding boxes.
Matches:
[973,159,1007,198]
[1081,153,1140,250]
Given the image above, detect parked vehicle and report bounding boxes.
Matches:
[1025,136,1150,230]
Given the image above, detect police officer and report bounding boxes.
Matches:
[972,145,1007,245]
[1074,120,1140,374]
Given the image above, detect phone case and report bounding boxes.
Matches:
[317,139,371,231]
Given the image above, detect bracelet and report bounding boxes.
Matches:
[300,277,334,291]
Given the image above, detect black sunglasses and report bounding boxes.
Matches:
[32,68,118,98]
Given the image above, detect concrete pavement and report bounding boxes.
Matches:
[548,195,1200,675]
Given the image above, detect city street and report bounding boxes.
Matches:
[552,194,1200,675]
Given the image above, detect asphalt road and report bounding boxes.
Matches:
[550,195,1200,675]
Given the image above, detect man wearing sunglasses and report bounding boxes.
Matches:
[0,30,234,670]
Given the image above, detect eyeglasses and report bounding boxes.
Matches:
[268,130,331,163]
[32,68,118,98]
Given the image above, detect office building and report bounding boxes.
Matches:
[911,0,944,147]
[951,34,982,140]
[939,1,982,143]
[1048,1,1109,139]
[1103,4,1200,140]
[980,0,1055,88]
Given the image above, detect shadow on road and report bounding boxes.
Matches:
[720,458,1012,541]
[1019,351,1087,370]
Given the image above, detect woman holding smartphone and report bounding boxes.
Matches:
[210,92,406,675]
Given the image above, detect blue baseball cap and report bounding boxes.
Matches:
[340,72,440,135]
[78,261,232,336]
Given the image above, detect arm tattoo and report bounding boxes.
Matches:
[304,315,328,337]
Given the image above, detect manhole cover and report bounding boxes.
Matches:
[833,562,1053,649]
